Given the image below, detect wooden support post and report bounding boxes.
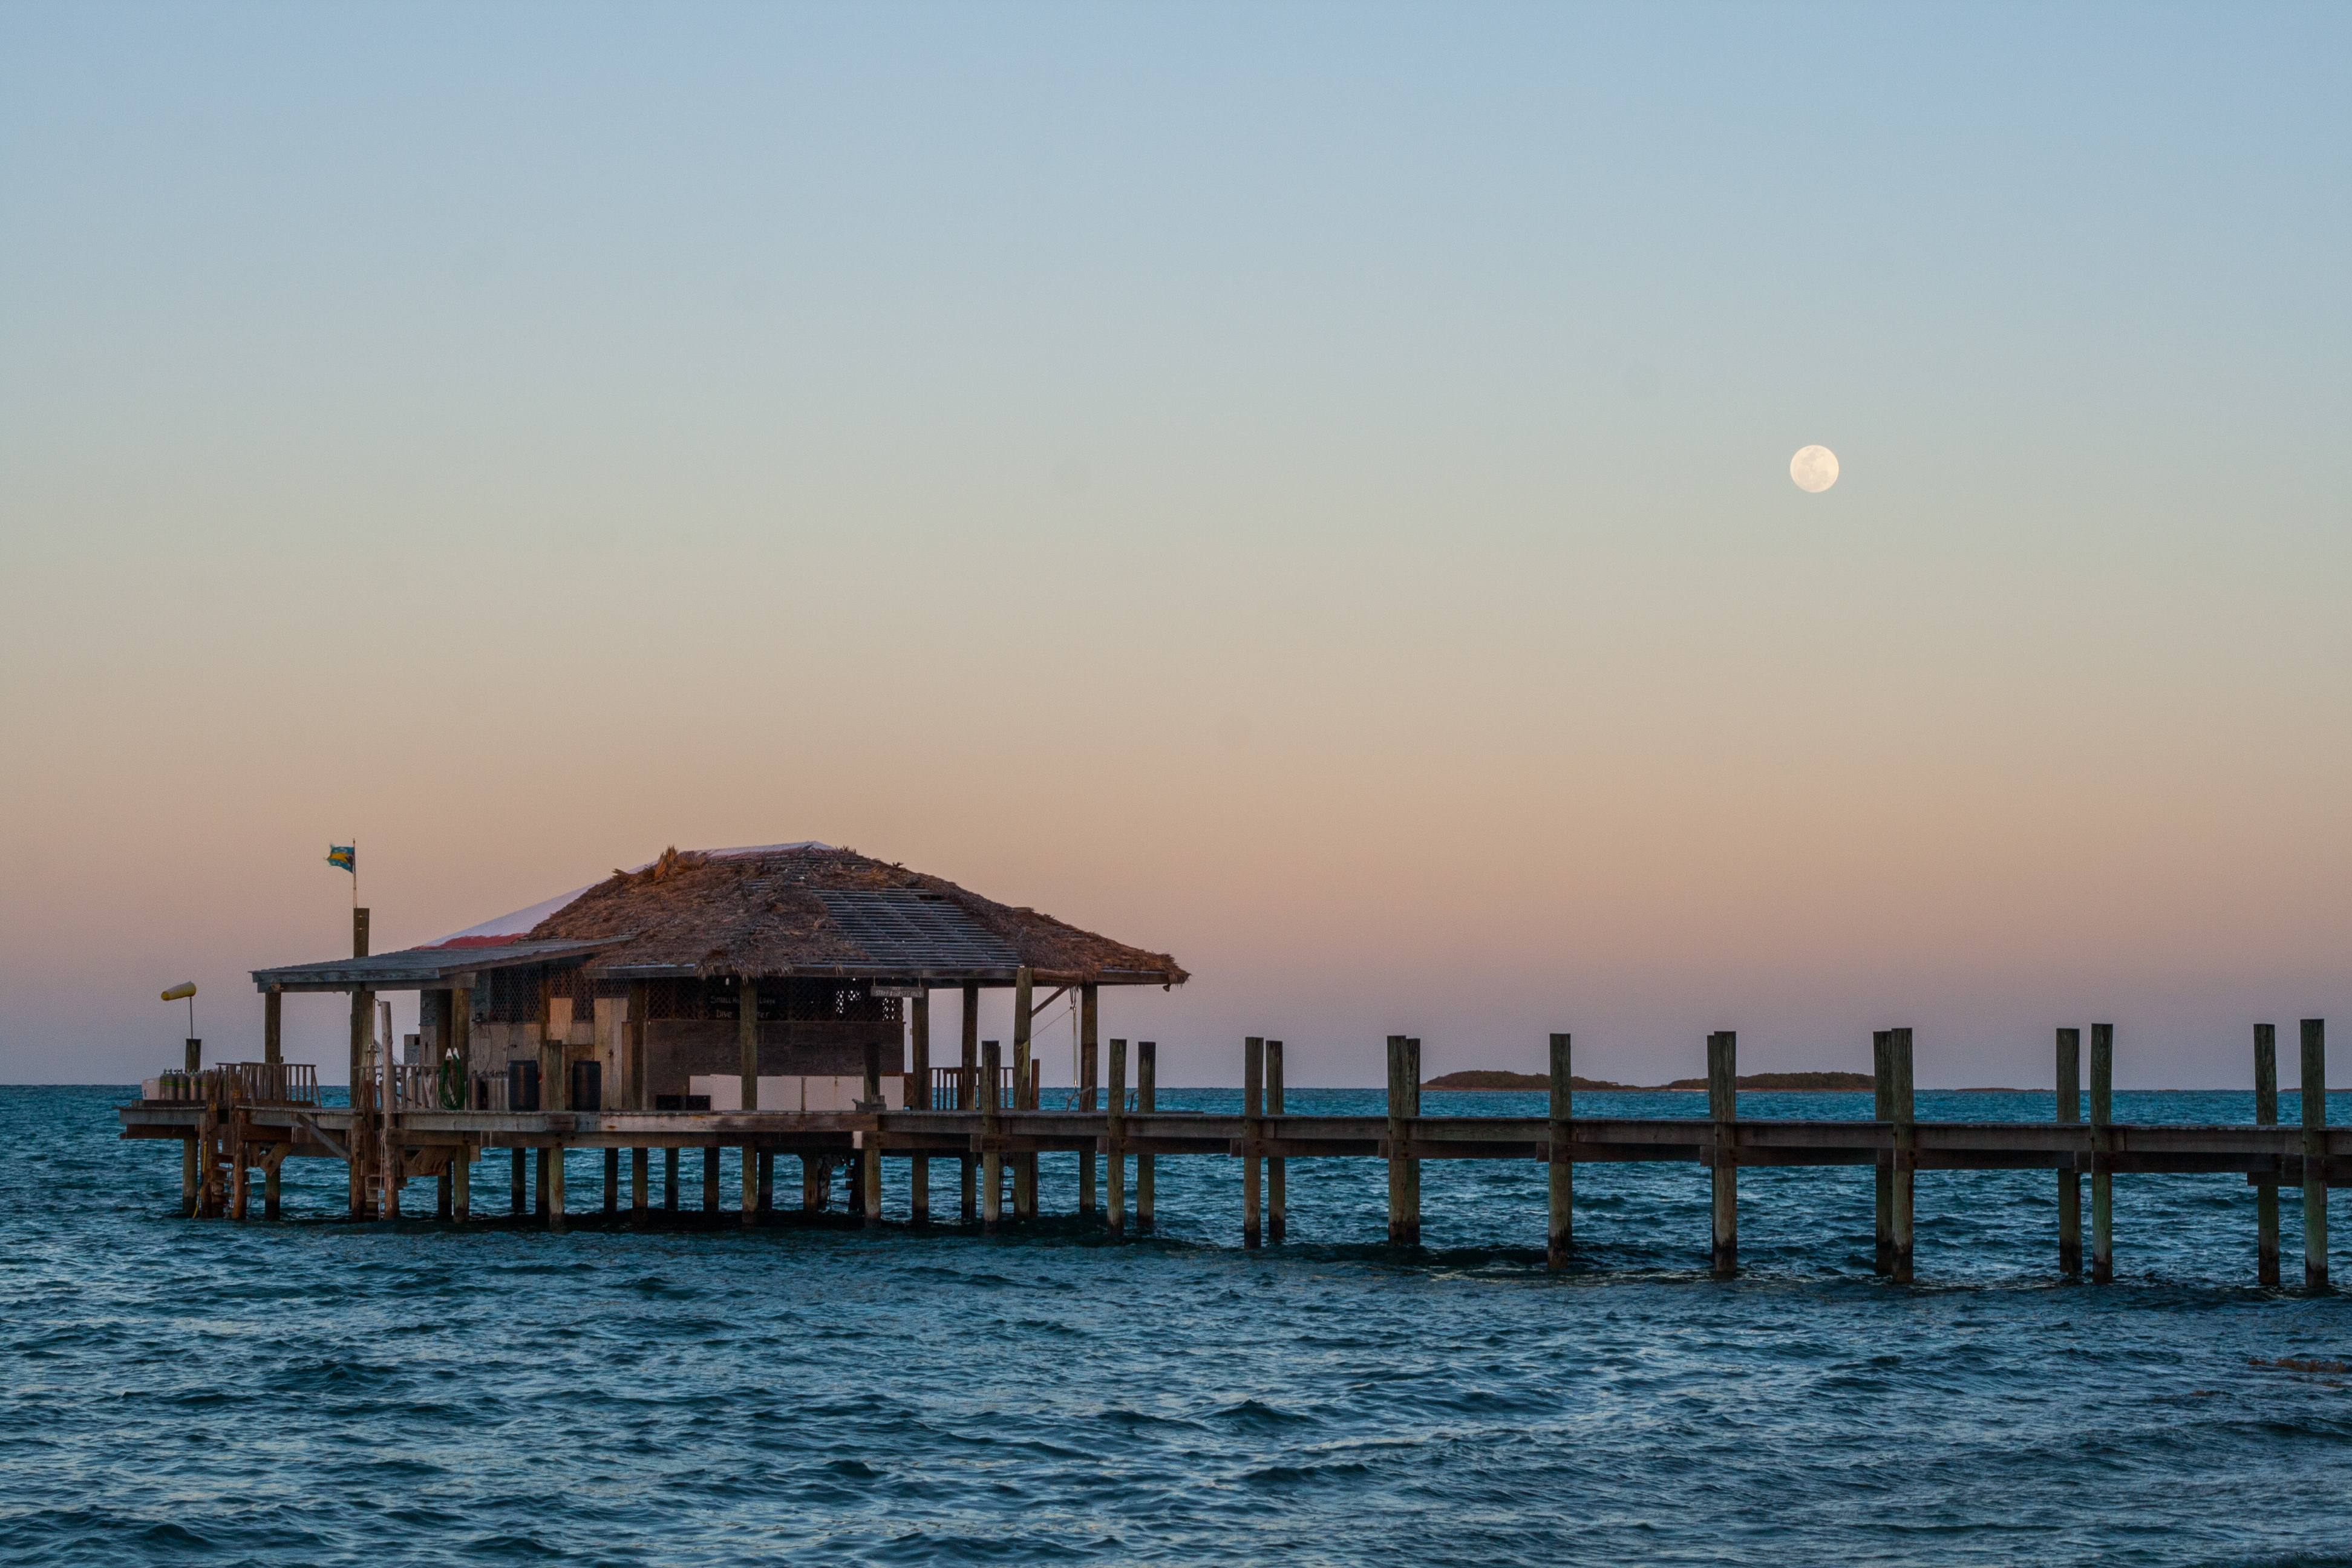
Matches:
[537,1148,552,1218]
[230,1122,249,1221]
[2302,1018,2328,1292]
[2057,1027,2082,1278]
[1872,1031,1893,1273]
[1107,1039,1128,1238]
[547,1143,567,1233]
[1137,1041,1157,1233]
[348,988,370,1220]
[862,1040,883,1228]
[1243,1037,1264,1249]
[1386,1035,1422,1245]
[451,987,472,1107]
[2255,1023,2279,1287]
[627,979,648,1111]
[664,1146,679,1213]
[961,983,979,1223]
[437,1165,452,1221]
[630,1148,648,1224]
[1547,1032,1572,1270]
[910,990,930,1226]
[1079,984,1099,1218]
[511,1148,526,1216]
[2090,1022,2114,1284]
[264,989,282,1067]
[739,978,759,1227]
[452,1149,469,1223]
[1890,1026,1915,1284]
[702,1145,719,1213]
[1012,968,1035,1223]
[1267,1039,1287,1243]
[604,1148,621,1220]
[757,1150,774,1214]
[981,1040,1003,1235]
[181,1134,198,1218]
[1708,1031,1737,1275]
[800,1152,822,1215]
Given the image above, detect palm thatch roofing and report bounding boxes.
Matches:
[254,843,1189,991]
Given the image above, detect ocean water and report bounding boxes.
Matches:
[4,1084,2350,1566]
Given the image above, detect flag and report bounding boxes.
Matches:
[327,845,356,874]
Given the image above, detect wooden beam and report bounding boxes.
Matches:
[1873,1030,1893,1275]
[264,990,282,1067]
[960,982,979,1224]
[1386,1035,1420,1245]
[862,1040,883,1227]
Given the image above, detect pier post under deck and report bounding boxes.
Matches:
[1137,1042,1157,1233]
[664,1146,678,1213]
[604,1148,620,1220]
[1709,1031,1737,1275]
[512,1148,526,1216]
[2091,1023,2113,1284]
[1012,969,1035,1223]
[546,1143,567,1233]
[1547,1033,1572,1270]
[1267,1039,1286,1243]
[2255,1025,2279,1286]
[632,1147,648,1226]
[1079,987,1099,1218]
[1386,1036,1421,1246]
[981,1040,1003,1235]
[2057,1028,2082,1278]
[862,1041,883,1229]
[702,1145,719,1214]
[1890,1027,1916,1284]
[452,1149,468,1223]
[1873,1031,1893,1274]
[2302,1019,2328,1292]
[910,990,930,1226]
[961,984,979,1222]
[1243,1037,1264,1249]
[1107,1039,1127,1238]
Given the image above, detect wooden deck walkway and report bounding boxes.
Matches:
[120,1024,2343,1290]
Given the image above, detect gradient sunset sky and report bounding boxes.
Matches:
[2,4,2345,1087]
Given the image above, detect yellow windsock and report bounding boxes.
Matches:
[160,982,197,1002]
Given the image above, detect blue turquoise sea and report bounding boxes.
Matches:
[4,1085,2348,1566]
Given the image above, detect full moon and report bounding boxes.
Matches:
[1789,445,1839,493]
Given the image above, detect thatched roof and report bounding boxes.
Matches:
[528,844,1187,988]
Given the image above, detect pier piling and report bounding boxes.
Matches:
[547,1144,566,1233]
[2058,1027,2082,1277]
[2091,1024,2114,1283]
[1547,1032,1572,1270]
[664,1146,678,1212]
[1890,1027,1915,1284]
[701,1145,717,1214]
[739,990,759,1227]
[1137,1042,1157,1233]
[632,1147,648,1225]
[1243,1037,1264,1249]
[1873,1031,1893,1274]
[2302,1019,2327,1292]
[910,991,930,1226]
[451,1150,467,1223]
[1708,1030,1737,1276]
[604,1148,620,1219]
[2255,1024,2278,1286]
[1106,1039,1127,1238]
[1079,986,1099,1218]
[981,1040,1003,1235]
[1267,1039,1286,1243]
[1386,1036,1421,1245]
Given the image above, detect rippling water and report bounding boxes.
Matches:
[5,1085,2350,1565]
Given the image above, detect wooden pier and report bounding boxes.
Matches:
[122,1022,2342,1289]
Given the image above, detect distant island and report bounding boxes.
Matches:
[1423,1069,1883,1093]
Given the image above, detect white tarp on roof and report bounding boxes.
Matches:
[428,841,836,949]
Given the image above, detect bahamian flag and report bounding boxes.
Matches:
[327,844,356,874]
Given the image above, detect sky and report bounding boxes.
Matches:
[2,2,2347,1089]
